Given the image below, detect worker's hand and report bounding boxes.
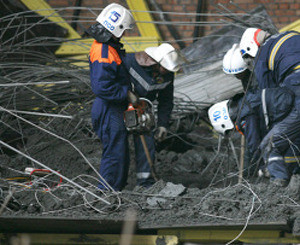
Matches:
[155,126,167,142]
[127,90,139,107]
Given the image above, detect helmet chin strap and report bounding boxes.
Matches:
[244,56,254,71]
[86,23,113,43]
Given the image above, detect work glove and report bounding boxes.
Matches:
[155,126,167,142]
[127,90,139,107]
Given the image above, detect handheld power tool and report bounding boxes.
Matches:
[124,98,155,134]
[124,98,158,180]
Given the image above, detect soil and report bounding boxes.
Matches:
[0,110,299,236]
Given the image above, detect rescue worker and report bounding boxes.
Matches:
[227,88,297,181]
[221,41,300,185]
[222,43,265,175]
[239,28,300,186]
[223,43,252,91]
[209,92,300,184]
[123,43,181,187]
[87,3,136,191]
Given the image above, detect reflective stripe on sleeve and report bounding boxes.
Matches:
[129,67,171,92]
[268,32,299,71]
[268,156,284,163]
[284,156,300,163]
[261,89,269,129]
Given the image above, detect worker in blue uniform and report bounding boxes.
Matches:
[209,89,299,184]
[87,3,136,191]
[222,43,266,176]
[123,43,181,187]
[239,29,300,186]
[219,43,299,183]
[87,3,181,191]
[228,88,297,178]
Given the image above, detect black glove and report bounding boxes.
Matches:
[155,126,167,142]
[127,90,139,107]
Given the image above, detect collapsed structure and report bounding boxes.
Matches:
[0,1,300,244]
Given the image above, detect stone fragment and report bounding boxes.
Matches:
[147,182,186,206]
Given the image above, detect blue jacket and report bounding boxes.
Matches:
[232,87,294,156]
[254,31,300,89]
[123,53,174,128]
[89,40,129,104]
[231,91,266,157]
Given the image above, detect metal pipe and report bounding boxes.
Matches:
[193,0,204,42]
[148,0,186,49]
[71,0,83,31]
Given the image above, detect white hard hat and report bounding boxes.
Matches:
[145,43,181,72]
[239,28,262,58]
[208,100,234,135]
[223,43,247,74]
[96,3,134,38]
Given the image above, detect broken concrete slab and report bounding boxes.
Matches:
[147,182,186,206]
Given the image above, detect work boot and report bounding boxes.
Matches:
[137,179,155,189]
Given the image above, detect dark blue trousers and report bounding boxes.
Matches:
[92,100,155,191]
[92,103,130,191]
[260,71,300,180]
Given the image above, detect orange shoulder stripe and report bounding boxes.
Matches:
[89,40,122,65]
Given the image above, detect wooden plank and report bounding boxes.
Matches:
[241,235,300,244]
[158,229,281,243]
[0,217,123,233]
[0,234,178,245]
[158,228,300,244]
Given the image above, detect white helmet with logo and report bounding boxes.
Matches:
[223,43,247,75]
[239,28,262,58]
[145,43,182,72]
[208,100,234,135]
[96,3,134,38]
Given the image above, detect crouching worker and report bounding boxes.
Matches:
[214,43,300,185]
[239,28,300,186]
[123,43,182,187]
[222,43,265,176]
[208,90,299,186]
[227,88,299,184]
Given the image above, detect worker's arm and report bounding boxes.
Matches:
[157,74,174,128]
[90,61,129,102]
[243,114,263,162]
[234,89,263,165]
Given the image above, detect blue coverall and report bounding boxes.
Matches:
[123,53,174,187]
[251,31,300,181]
[89,39,131,191]
[233,88,299,179]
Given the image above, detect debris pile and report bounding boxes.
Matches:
[0,1,299,238]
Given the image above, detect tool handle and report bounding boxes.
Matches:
[140,135,158,181]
